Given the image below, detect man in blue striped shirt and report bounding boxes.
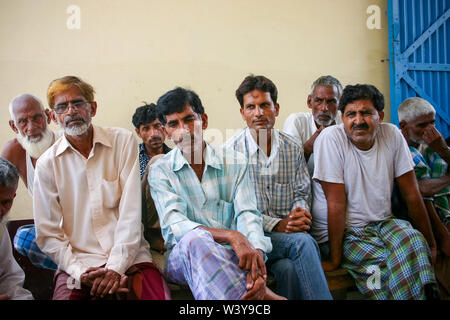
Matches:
[225,75,331,300]
[148,87,284,300]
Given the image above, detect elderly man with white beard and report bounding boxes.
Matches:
[1,94,60,270]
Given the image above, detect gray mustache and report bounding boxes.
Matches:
[64,116,85,126]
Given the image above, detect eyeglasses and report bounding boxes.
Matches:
[54,99,89,114]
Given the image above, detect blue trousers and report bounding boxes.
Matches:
[266,231,332,300]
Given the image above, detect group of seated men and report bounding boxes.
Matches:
[0,74,448,300]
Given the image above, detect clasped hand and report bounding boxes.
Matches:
[80,267,129,298]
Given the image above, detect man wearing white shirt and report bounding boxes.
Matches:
[33,76,170,300]
[282,75,343,257]
[0,157,33,300]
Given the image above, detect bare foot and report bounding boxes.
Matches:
[264,288,287,300]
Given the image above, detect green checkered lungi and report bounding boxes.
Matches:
[341,218,436,300]
[422,147,450,225]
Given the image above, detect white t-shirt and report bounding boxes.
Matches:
[313,123,414,229]
[283,112,341,243]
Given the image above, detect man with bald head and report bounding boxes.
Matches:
[1,94,60,270]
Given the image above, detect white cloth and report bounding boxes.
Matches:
[26,131,63,197]
[0,223,33,300]
[33,125,152,282]
[25,151,34,196]
[282,112,342,243]
[313,123,414,229]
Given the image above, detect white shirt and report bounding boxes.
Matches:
[313,123,414,228]
[0,223,34,300]
[33,125,152,282]
[282,112,342,243]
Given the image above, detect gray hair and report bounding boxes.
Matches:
[310,75,343,98]
[9,93,45,122]
[398,97,436,123]
[0,158,19,188]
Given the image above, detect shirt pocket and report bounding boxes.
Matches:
[101,178,121,209]
[269,182,293,212]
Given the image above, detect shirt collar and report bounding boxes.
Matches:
[244,127,279,160]
[171,142,222,172]
[55,125,112,157]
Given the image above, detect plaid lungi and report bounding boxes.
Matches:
[14,224,57,270]
[165,228,248,300]
[341,219,436,300]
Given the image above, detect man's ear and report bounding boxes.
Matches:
[275,103,280,117]
[201,113,208,130]
[307,95,313,110]
[379,111,385,122]
[135,128,142,139]
[44,109,52,124]
[89,101,97,117]
[399,120,407,130]
[50,110,58,124]
[9,120,18,134]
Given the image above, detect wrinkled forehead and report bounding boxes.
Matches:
[312,85,339,99]
[12,98,45,118]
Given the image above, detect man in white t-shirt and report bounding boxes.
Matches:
[283,75,343,256]
[313,84,438,300]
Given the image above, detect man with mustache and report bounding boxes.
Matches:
[313,84,439,299]
[33,76,170,300]
[149,87,284,300]
[226,75,331,300]
[0,158,33,300]
[397,98,450,255]
[1,94,60,270]
[132,103,171,253]
[282,76,343,261]
[132,103,171,178]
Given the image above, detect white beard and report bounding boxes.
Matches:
[17,128,54,159]
[313,111,336,127]
[57,113,91,137]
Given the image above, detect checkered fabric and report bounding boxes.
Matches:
[341,218,436,300]
[410,146,450,225]
[165,228,247,300]
[14,225,57,270]
[225,128,311,232]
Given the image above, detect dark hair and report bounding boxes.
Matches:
[235,75,278,108]
[339,84,384,113]
[0,157,19,188]
[156,87,204,125]
[131,103,159,129]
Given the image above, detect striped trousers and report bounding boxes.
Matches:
[165,228,248,300]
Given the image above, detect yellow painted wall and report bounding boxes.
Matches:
[0,0,389,220]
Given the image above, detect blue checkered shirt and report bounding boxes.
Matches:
[148,143,272,256]
[225,128,311,232]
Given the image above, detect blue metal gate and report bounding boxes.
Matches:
[388,0,450,138]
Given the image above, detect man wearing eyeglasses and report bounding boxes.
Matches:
[32,76,170,300]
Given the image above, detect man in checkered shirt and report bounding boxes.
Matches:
[398,97,450,257]
[225,75,331,300]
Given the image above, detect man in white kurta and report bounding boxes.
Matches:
[33,75,170,300]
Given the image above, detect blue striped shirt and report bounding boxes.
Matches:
[225,128,311,232]
[148,143,272,255]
